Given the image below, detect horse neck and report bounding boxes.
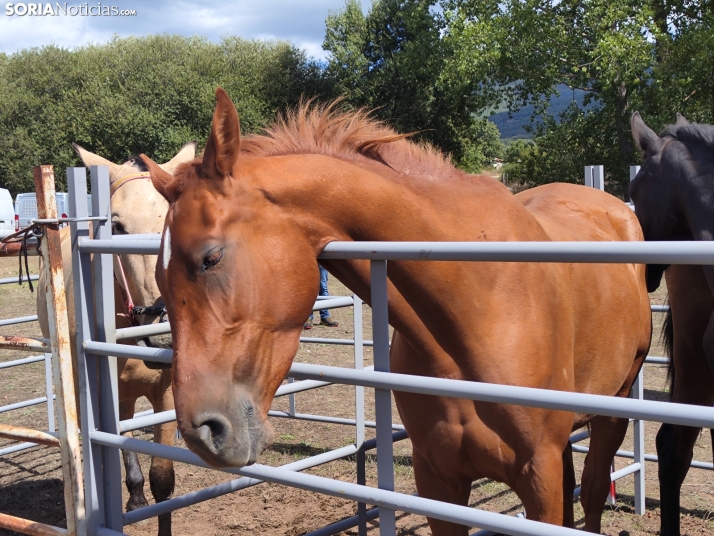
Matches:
[265,154,542,356]
[667,151,714,240]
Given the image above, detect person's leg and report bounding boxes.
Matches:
[318,265,333,323]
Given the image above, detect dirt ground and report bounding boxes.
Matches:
[1,254,713,535]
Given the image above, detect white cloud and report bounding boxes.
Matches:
[0,0,370,57]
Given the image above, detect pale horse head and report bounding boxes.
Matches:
[73,142,196,356]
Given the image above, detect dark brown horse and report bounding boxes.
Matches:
[142,89,651,534]
[630,112,714,536]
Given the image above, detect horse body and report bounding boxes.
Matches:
[37,144,195,536]
[144,90,650,534]
[631,112,714,535]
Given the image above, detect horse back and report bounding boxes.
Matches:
[516,182,643,243]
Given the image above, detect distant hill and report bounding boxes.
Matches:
[487,85,591,141]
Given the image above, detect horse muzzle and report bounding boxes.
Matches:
[178,396,274,468]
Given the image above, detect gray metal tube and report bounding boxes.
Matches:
[651,304,669,313]
[91,431,584,535]
[0,354,45,369]
[268,411,406,431]
[287,363,714,429]
[319,240,714,264]
[306,507,380,536]
[300,336,374,347]
[123,431,408,525]
[0,275,38,285]
[0,315,38,327]
[85,342,714,428]
[0,396,49,414]
[83,340,172,364]
[0,441,40,456]
[311,296,354,311]
[116,322,170,341]
[78,239,714,265]
[645,356,669,364]
[78,238,159,254]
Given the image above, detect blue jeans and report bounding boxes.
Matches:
[309,265,330,322]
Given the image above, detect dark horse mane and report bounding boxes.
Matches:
[660,123,714,155]
[239,99,466,183]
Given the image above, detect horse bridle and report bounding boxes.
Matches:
[111,171,168,326]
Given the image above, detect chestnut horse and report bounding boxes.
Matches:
[37,143,195,536]
[630,112,714,536]
[143,89,651,534]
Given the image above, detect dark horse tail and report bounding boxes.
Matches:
[662,302,675,397]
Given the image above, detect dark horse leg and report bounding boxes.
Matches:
[562,441,576,528]
[148,381,177,536]
[659,265,714,535]
[119,400,149,511]
[657,353,714,535]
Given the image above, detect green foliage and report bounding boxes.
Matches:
[323,0,503,172]
[444,0,714,194]
[0,35,332,195]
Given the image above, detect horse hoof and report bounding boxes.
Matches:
[125,495,149,512]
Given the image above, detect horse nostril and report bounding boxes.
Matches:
[196,413,232,454]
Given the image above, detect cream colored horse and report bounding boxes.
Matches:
[37,142,195,536]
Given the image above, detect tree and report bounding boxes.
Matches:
[0,35,331,195]
[443,0,714,194]
[323,0,503,172]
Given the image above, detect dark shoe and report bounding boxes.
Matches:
[319,317,339,327]
[303,319,313,330]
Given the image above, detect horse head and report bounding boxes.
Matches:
[629,112,691,292]
[142,89,321,467]
[74,142,197,364]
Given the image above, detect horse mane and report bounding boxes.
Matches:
[660,123,714,153]
[239,99,464,182]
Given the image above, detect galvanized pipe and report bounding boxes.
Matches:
[268,411,406,431]
[0,275,39,285]
[78,238,714,265]
[122,430,408,525]
[0,315,39,327]
[319,240,714,264]
[82,341,714,429]
[286,363,714,430]
[0,396,50,414]
[0,354,45,369]
[91,432,584,536]
[0,442,42,456]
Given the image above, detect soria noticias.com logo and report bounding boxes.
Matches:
[5,3,136,16]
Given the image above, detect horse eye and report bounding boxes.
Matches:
[112,221,126,234]
[203,249,223,271]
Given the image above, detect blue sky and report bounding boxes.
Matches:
[0,1,369,59]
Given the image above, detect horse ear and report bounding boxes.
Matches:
[675,113,689,127]
[202,88,241,180]
[141,153,178,203]
[73,143,121,173]
[160,141,198,175]
[630,112,659,155]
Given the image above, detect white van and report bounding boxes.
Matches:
[0,189,14,238]
[14,193,93,231]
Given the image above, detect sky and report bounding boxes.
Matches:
[0,1,368,60]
